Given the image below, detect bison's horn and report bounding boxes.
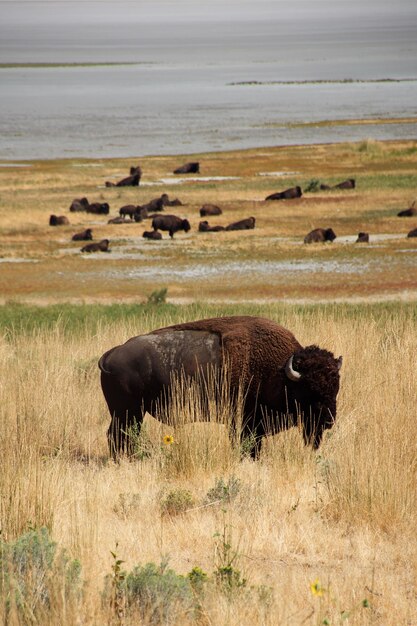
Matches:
[285,355,302,381]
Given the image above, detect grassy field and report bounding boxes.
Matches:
[0,138,417,305]
[0,302,416,625]
[0,140,416,624]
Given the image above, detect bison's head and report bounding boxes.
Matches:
[182,219,191,233]
[325,228,337,242]
[285,345,342,448]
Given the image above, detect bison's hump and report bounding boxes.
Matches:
[153,316,302,386]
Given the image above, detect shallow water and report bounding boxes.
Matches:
[1,1,417,160]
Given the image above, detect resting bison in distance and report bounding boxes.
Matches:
[72,228,93,241]
[200,204,222,217]
[86,202,110,215]
[397,202,417,217]
[99,315,343,458]
[151,214,191,238]
[49,215,69,226]
[105,166,142,187]
[304,228,336,244]
[140,194,183,214]
[143,230,162,240]
[356,232,369,243]
[81,239,110,253]
[320,179,356,190]
[139,195,168,214]
[173,162,199,174]
[226,217,255,231]
[69,197,89,212]
[265,186,302,201]
[199,220,225,232]
[407,228,417,238]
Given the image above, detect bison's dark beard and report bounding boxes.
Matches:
[302,404,335,448]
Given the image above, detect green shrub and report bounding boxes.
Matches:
[0,527,81,620]
[160,488,195,516]
[147,288,168,305]
[125,421,153,461]
[240,432,258,459]
[187,566,209,594]
[205,476,241,505]
[123,561,196,624]
[304,178,321,192]
[213,516,246,594]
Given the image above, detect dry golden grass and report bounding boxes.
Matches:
[1,138,417,304]
[0,306,416,625]
[0,139,416,623]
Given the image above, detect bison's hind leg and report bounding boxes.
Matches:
[106,400,145,461]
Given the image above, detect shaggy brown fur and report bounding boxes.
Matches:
[100,316,342,458]
[154,316,301,390]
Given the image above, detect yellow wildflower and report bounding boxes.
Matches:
[163,434,174,446]
[310,579,325,597]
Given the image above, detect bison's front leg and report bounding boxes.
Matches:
[240,409,266,460]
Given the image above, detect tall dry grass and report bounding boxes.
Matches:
[0,306,416,624]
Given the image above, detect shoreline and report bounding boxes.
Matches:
[1,131,417,166]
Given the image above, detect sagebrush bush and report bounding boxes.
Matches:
[0,527,81,622]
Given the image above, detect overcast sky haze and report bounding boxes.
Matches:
[1,0,417,25]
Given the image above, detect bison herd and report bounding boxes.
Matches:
[48,165,417,253]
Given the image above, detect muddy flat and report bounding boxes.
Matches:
[1,139,416,304]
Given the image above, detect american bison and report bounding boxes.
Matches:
[86,202,110,215]
[173,162,200,174]
[166,197,183,207]
[304,228,337,244]
[140,194,183,214]
[356,232,369,243]
[320,179,356,190]
[143,230,163,240]
[407,228,417,238]
[265,186,302,201]
[151,214,191,238]
[397,202,417,217]
[72,228,93,241]
[119,205,140,220]
[139,195,167,214]
[225,217,255,231]
[198,220,225,232]
[99,315,343,458]
[134,207,149,222]
[69,197,89,212]
[49,215,69,226]
[105,166,142,187]
[81,239,110,253]
[200,204,222,217]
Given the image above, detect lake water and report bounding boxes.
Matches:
[1,1,417,160]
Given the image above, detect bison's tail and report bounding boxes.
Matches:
[98,350,114,374]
